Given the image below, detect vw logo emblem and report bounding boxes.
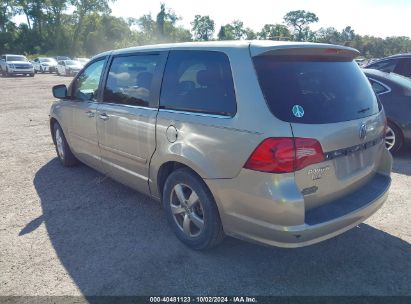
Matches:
[359,123,367,140]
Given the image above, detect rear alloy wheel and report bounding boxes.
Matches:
[163,168,225,250]
[385,122,403,153]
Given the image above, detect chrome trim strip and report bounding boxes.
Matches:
[159,108,232,119]
[99,102,158,111]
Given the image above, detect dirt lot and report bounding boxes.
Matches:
[0,74,410,296]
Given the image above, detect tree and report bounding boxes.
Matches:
[244,27,257,40]
[191,15,214,41]
[258,24,290,40]
[0,0,17,32]
[315,27,340,44]
[218,25,233,40]
[70,0,113,54]
[230,20,246,40]
[156,2,178,38]
[340,26,355,43]
[283,10,318,41]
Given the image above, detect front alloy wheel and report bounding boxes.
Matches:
[55,128,65,160]
[53,123,78,167]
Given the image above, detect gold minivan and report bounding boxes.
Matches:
[50,41,392,250]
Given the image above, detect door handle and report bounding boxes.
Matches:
[85,110,95,118]
[99,113,109,121]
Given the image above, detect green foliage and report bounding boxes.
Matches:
[191,15,214,41]
[258,24,290,40]
[1,3,410,59]
[218,20,251,40]
[284,10,319,41]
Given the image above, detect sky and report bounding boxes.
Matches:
[110,0,411,38]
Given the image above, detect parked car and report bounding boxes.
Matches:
[33,57,58,73]
[55,56,71,61]
[0,54,34,77]
[73,57,90,65]
[364,53,411,78]
[364,69,411,152]
[49,41,392,250]
[56,60,83,76]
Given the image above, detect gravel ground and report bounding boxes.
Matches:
[0,74,410,297]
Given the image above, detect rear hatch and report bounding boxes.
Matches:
[251,42,386,210]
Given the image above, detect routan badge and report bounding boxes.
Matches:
[292,105,304,118]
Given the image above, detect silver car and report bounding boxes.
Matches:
[49,41,392,250]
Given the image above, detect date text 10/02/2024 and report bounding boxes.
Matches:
[149,296,257,303]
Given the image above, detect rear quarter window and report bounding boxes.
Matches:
[253,56,381,124]
[160,50,237,116]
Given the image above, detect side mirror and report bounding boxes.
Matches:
[52,84,68,99]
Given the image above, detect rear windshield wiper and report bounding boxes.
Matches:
[357,107,370,114]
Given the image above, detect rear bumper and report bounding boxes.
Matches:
[205,149,392,248]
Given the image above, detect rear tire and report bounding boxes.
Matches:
[385,121,403,153]
[162,168,225,250]
[53,123,79,167]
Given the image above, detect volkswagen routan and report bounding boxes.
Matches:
[50,41,392,250]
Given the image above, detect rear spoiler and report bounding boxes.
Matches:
[250,41,360,60]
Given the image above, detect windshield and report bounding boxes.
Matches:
[7,56,28,62]
[40,58,57,63]
[253,56,381,124]
[65,60,80,66]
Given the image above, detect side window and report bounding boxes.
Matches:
[369,59,398,73]
[103,55,159,107]
[160,50,237,116]
[394,58,411,78]
[369,79,389,95]
[72,59,105,101]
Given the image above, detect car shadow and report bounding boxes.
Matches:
[30,159,411,296]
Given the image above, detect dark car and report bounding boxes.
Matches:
[364,54,411,78]
[364,69,411,152]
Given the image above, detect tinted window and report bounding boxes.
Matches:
[253,56,380,124]
[394,58,411,78]
[72,59,105,101]
[160,51,236,116]
[368,59,398,73]
[103,55,159,107]
[369,79,389,94]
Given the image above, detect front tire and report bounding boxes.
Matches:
[53,123,79,167]
[385,121,403,153]
[162,168,225,250]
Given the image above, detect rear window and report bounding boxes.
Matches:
[253,56,381,124]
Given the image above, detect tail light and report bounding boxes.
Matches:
[244,137,324,173]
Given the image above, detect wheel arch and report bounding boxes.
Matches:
[155,160,205,201]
